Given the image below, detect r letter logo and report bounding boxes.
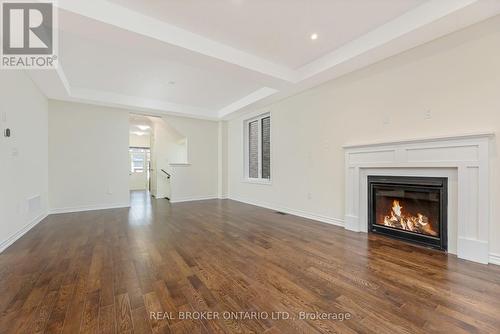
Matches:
[1,1,57,69]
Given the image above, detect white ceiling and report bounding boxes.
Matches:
[60,12,263,111]
[129,114,152,135]
[28,0,500,120]
[107,0,423,69]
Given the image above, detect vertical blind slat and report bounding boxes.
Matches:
[261,116,271,179]
[248,120,259,178]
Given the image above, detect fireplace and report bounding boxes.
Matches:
[368,176,447,250]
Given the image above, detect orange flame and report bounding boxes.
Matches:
[381,200,438,236]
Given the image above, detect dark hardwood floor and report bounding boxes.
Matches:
[1,191,500,333]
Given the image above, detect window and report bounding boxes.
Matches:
[129,148,149,173]
[245,113,271,181]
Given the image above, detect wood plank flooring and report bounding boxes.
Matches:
[1,191,500,333]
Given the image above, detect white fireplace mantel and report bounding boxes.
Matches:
[343,132,494,264]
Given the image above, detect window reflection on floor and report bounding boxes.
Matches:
[128,190,156,225]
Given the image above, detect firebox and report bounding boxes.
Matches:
[368,176,447,251]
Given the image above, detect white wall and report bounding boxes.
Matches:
[227,16,500,257]
[218,121,229,198]
[49,101,130,212]
[151,117,187,166]
[150,116,183,198]
[129,133,150,148]
[0,72,48,251]
[156,115,219,202]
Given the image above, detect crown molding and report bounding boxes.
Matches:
[218,87,278,119]
[27,64,221,120]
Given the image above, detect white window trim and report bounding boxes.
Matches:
[243,112,272,185]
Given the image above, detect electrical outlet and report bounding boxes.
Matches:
[383,116,390,125]
[307,192,312,200]
[425,110,432,120]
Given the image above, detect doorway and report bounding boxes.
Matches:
[129,147,151,191]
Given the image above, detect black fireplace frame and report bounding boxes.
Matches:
[367,175,448,251]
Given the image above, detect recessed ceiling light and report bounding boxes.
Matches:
[310,33,318,40]
[137,125,150,131]
[168,81,176,85]
[132,131,147,136]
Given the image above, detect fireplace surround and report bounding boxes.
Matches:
[343,133,493,264]
[368,175,447,250]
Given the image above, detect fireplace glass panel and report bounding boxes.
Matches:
[374,188,440,238]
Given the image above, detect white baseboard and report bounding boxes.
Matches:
[49,203,130,214]
[344,214,360,232]
[229,196,344,227]
[489,253,500,266]
[170,195,219,203]
[0,212,48,253]
[457,237,490,265]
